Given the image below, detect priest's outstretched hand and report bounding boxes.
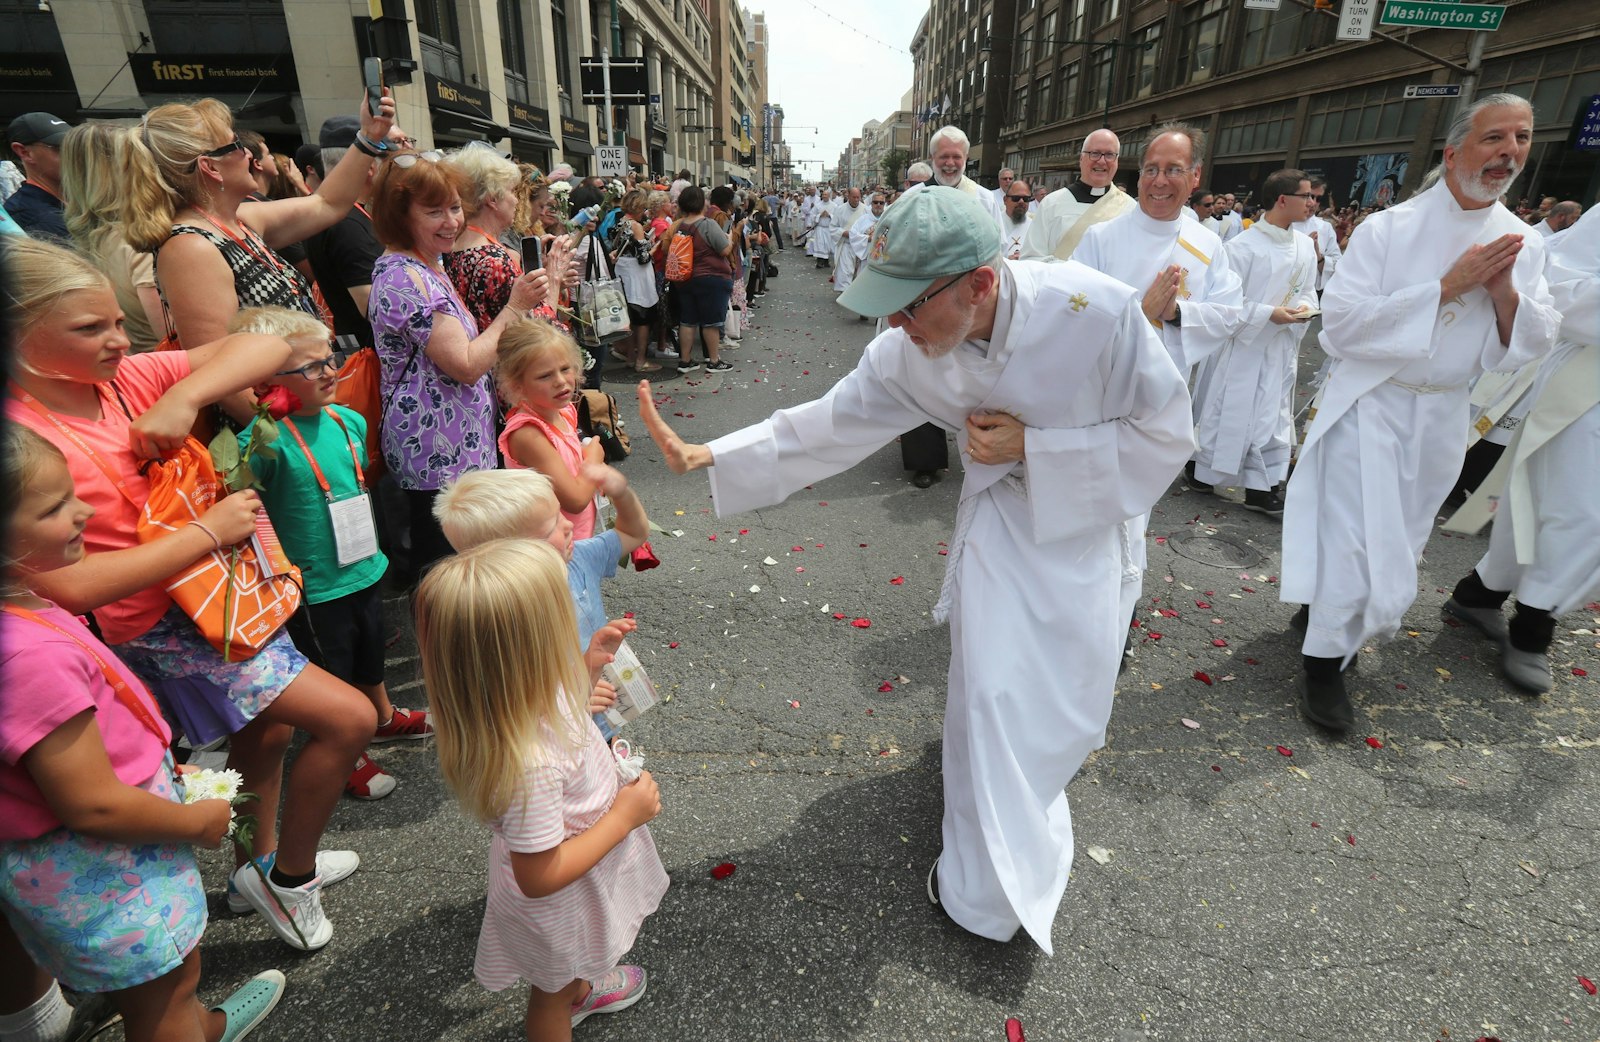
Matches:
[637,380,714,474]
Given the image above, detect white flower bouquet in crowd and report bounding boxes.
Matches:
[181,766,309,946]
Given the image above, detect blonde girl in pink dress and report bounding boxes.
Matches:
[497,322,602,541]
[415,539,667,1041]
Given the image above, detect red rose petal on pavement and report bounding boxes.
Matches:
[878,682,894,692]
[739,528,749,534]
[1347,835,1356,846]
[1212,638,1228,647]
[1242,587,1256,593]
[1395,682,1408,690]
[1158,608,1180,618]
[1310,822,1321,828]
[819,501,828,506]
[1245,657,1260,665]
[792,546,804,552]
[788,700,800,709]
[1579,975,1597,995]
[832,613,845,620]
[815,544,825,548]
[1211,765,1222,772]
[1204,590,1215,597]
[850,617,871,628]
[938,549,948,555]
[1365,736,1384,749]
[796,567,805,573]
[1147,631,1163,640]
[1276,745,1294,757]
[623,612,635,619]
[710,862,736,880]
[890,576,906,585]
[708,534,717,541]
[803,370,810,375]
[1154,536,1167,544]
[1192,670,1213,686]
[668,642,680,649]
[1574,668,1589,677]
[1195,600,1212,610]
[1005,1018,1026,1042]
[859,543,868,547]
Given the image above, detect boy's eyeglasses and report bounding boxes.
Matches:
[391,150,444,168]
[275,354,339,379]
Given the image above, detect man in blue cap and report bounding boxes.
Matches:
[635,186,1194,953]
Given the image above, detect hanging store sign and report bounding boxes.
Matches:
[426,74,493,118]
[129,53,298,94]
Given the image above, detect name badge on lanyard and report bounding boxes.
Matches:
[281,410,380,568]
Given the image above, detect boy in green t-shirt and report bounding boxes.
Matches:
[231,307,432,803]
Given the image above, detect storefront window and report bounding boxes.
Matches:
[416,0,464,81]
[1177,0,1226,85]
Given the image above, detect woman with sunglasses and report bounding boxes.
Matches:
[122,92,396,404]
[366,150,551,576]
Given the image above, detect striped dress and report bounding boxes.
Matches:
[474,706,669,993]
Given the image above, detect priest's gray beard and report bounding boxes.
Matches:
[1457,159,1523,205]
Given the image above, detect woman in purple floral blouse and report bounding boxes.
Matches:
[367,152,550,573]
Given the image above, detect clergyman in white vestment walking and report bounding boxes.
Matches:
[632,189,1193,953]
[1073,124,1245,627]
[1442,203,1600,693]
[1279,93,1560,731]
[830,187,867,293]
[1021,128,1134,262]
[1190,168,1320,517]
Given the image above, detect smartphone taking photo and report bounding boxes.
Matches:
[363,58,383,117]
[522,234,543,273]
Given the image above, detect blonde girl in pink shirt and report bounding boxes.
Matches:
[0,426,285,1042]
[415,539,667,1041]
[496,321,603,541]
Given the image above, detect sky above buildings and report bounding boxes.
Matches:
[760,0,923,178]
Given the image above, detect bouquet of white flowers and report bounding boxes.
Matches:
[181,765,308,946]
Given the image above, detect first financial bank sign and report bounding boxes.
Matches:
[130,53,299,94]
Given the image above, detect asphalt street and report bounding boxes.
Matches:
[167,252,1599,1042]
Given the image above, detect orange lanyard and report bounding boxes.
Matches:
[468,224,500,245]
[279,409,366,498]
[195,210,285,274]
[9,386,141,510]
[2,604,168,742]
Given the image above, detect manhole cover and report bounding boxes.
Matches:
[1166,530,1263,569]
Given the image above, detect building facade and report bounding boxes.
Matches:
[910,0,1600,206]
[0,0,726,180]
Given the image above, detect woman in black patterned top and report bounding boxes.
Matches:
[123,93,397,417]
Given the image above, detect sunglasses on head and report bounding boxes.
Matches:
[391,150,444,168]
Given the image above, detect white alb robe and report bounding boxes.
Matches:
[1075,207,1247,622]
[807,200,835,260]
[1021,182,1133,261]
[830,202,867,290]
[1472,205,1600,615]
[1279,183,1560,662]
[1000,212,1032,260]
[842,209,879,289]
[1291,214,1342,291]
[1192,221,1319,489]
[703,261,1194,953]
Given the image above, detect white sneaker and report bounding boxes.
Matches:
[229,864,334,950]
[227,850,359,914]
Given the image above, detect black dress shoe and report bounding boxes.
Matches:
[1301,671,1354,732]
[913,470,935,488]
[1185,461,1212,494]
[1289,604,1309,631]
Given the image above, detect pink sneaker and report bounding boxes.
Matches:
[570,965,647,1027]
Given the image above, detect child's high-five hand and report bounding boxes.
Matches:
[580,462,651,555]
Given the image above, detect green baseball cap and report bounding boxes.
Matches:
[837,186,999,318]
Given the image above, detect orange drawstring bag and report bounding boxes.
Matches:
[332,346,386,483]
[137,437,303,661]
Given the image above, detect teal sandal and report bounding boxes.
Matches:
[214,970,286,1042]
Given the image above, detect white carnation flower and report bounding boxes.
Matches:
[182,767,244,804]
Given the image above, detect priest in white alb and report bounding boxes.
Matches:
[839,190,886,308]
[806,187,835,268]
[1441,202,1600,694]
[633,189,1193,954]
[1290,176,1342,295]
[1073,124,1245,627]
[830,186,867,292]
[1190,168,1319,518]
[1280,93,1560,732]
[901,125,1004,226]
[1021,128,1134,261]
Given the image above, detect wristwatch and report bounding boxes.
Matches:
[1172,303,1183,327]
[353,133,392,158]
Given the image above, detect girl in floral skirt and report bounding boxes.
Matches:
[0,426,284,1042]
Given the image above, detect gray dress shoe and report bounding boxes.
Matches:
[1441,598,1509,645]
[1502,646,1553,693]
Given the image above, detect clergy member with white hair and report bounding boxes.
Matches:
[807,187,836,268]
[902,125,1004,226]
[1022,128,1134,260]
[1281,93,1560,731]
[633,189,1193,954]
[841,190,887,313]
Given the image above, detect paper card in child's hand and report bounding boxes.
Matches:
[601,641,659,729]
